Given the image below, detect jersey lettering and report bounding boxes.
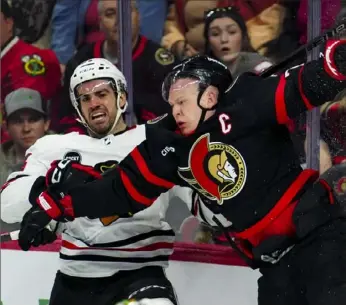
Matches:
[219,113,232,134]
[161,146,175,156]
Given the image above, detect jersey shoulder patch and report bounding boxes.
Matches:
[154,48,175,66]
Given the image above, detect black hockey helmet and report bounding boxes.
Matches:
[162,54,233,102]
[162,55,233,130]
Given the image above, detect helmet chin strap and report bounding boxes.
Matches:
[196,85,215,131]
[75,92,128,138]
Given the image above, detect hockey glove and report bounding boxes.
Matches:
[36,159,102,221]
[18,206,57,251]
[324,40,346,80]
[45,159,101,188]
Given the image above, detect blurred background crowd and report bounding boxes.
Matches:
[0,0,345,245]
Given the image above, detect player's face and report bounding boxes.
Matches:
[168,78,218,135]
[207,17,243,64]
[168,79,202,135]
[77,80,120,136]
[99,0,139,45]
[6,109,49,151]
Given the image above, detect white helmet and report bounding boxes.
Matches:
[69,58,128,136]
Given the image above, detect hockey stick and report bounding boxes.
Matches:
[0,225,56,243]
[260,22,346,78]
[0,230,20,242]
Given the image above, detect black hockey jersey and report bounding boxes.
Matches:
[69,41,346,245]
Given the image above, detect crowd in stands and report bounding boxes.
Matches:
[1,0,345,243]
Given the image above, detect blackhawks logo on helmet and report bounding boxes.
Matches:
[178,134,247,205]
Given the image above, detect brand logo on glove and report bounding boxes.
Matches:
[38,193,52,211]
[178,134,247,205]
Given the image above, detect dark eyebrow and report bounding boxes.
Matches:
[105,8,116,14]
[209,24,238,31]
[95,88,111,93]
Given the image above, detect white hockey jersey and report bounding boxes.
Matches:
[1,126,178,278]
[168,187,232,229]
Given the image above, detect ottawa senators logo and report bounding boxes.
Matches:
[178,134,247,205]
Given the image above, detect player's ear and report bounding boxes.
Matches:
[119,93,127,108]
[201,86,219,109]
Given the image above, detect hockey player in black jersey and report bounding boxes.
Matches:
[20,40,346,305]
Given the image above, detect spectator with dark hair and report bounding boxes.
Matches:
[0,87,52,233]
[8,0,56,49]
[1,88,51,187]
[204,6,272,78]
[59,0,178,134]
[162,0,287,60]
[1,0,61,143]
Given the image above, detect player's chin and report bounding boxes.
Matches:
[90,122,112,135]
[180,126,194,136]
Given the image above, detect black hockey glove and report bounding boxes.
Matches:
[18,206,57,251]
[35,159,102,221]
[18,159,102,250]
[18,171,62,251]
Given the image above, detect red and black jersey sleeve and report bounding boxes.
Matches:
[70,117,180,219]
[229,40,346,127]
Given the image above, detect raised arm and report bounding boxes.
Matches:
[227,40,346,127]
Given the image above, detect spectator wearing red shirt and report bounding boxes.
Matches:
[1,0,61,143]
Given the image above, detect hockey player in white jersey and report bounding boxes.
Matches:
[0,58,178,305]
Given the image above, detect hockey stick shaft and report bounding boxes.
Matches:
[0,230,20,242]
[260,23,346,78]
[0,223,56,243]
